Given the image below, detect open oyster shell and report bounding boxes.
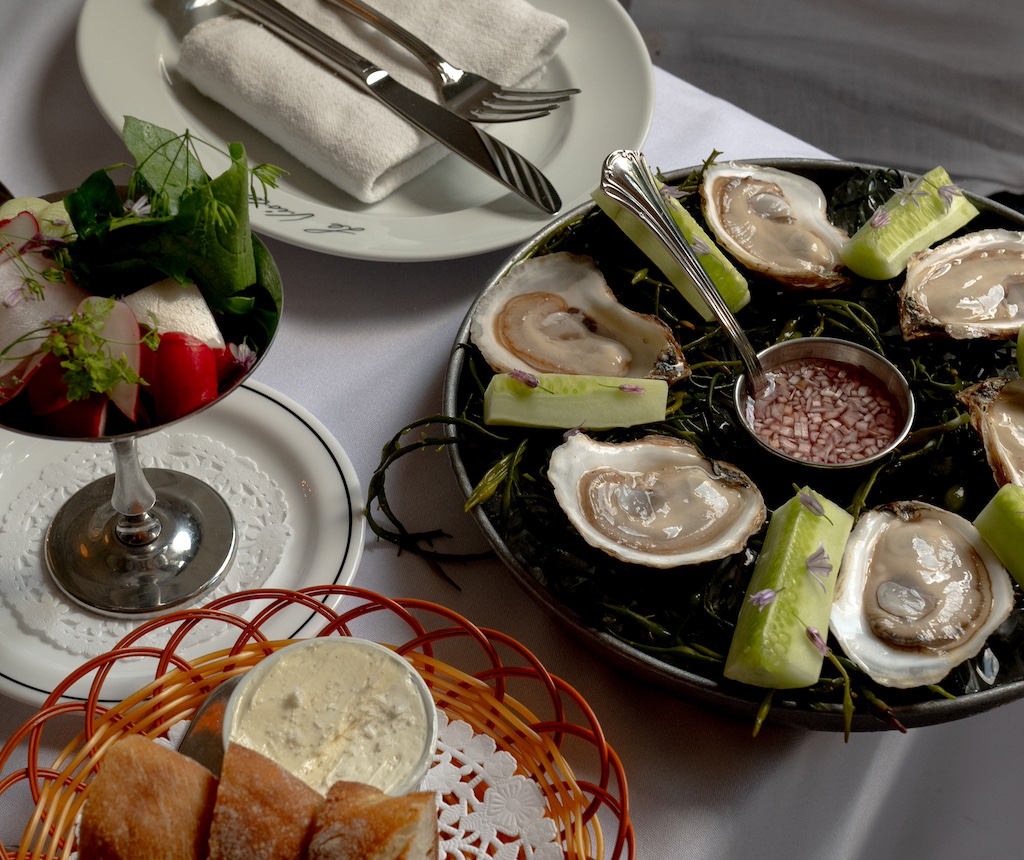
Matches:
[469,252,688,382]
[830,501,1015,689]
[547,433,766,569]
[899,228,1024,340]
[700,162,850,289]
[957,376,1024,486]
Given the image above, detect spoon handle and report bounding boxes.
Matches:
[600,150,768,394]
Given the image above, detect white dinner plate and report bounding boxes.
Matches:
[75,0,655,262]
[0,380,364,707]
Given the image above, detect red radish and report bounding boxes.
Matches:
[213,344,250,389]
[24,353,71,415]
[148,331,219,423]
[0,211,41,261]
[35,392,108,438]
[0,351,46,404]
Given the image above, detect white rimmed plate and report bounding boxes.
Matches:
[0,380,364,707]
[75,0,654,262]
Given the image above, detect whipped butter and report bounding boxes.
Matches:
[226,638,435,796]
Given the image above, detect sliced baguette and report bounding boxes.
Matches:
[208,742,323,860]
[77,734,218,860]
[309,781,437,860]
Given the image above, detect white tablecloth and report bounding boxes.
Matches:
[2,3,1022,858]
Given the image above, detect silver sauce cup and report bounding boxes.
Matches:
[733,337,916,469]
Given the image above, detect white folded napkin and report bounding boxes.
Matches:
[177,0,569,203]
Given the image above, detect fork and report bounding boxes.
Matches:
[323,0,580,122]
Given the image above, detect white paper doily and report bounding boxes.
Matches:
[0,431,291,658]
[425,710,560,860]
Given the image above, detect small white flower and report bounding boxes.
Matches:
[124,195,151,217]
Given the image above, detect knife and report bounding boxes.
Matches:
[218,0,561,214]
[176,674,242,777]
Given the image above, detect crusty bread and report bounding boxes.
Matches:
[207,742,323,860]
[77,734,218,860]
[309,781,438,860]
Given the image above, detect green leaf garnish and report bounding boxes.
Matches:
[62,117,279,326]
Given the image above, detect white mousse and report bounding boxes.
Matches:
[226,638,436,797]
[122,278,225,350]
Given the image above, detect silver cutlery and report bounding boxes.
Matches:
[176,674,242,777]
[324,0,579,123]
[219,0,561,214]
[600,149,770,393]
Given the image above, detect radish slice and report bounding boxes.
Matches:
[75,297,142,422]
[0,253,89,389]
[36,393,108,438]
[0,211,41,261]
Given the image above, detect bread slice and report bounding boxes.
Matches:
[309,781,437,860]
[77,734,218,860]
[208,742,323,860]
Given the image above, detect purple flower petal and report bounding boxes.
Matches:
[508,369,539,389]
[748,588,780,611]
[689,237,711,256]
[806,542,833,593]
[798,491,825,517]
[870,208,890,228]
[938,183,964,209]
[229,342,257,371]
[806,626,829,656]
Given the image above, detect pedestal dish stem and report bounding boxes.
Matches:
[110,437,161,545]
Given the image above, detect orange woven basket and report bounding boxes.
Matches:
[0,586,634,860]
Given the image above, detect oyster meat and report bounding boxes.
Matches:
[547,433,766,568]
[899,228,1024,340]
[470,252,688,382]
[957,376,1024,487]
[830,501,1015,688]
[700,162,850,289]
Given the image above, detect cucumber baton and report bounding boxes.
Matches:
[724,487,854,689]
[484,371,668,430]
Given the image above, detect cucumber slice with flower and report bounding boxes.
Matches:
[840,166,980,280]
[483,371,668,429]
[592,182,749,321]
[724,487,854,689]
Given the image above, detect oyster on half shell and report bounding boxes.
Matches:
[700,162,850,289]
[899,228,1024,340]
[957,377,1024,487]
[830,501,1015,689]
[547,433,766,569]
[470,252,688,382]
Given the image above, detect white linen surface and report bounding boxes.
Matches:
[5,4,1024,859]
[178,0,568,203]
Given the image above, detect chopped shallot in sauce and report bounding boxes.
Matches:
[750,358,898,465]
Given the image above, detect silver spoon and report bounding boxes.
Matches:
[599,149,770,394]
